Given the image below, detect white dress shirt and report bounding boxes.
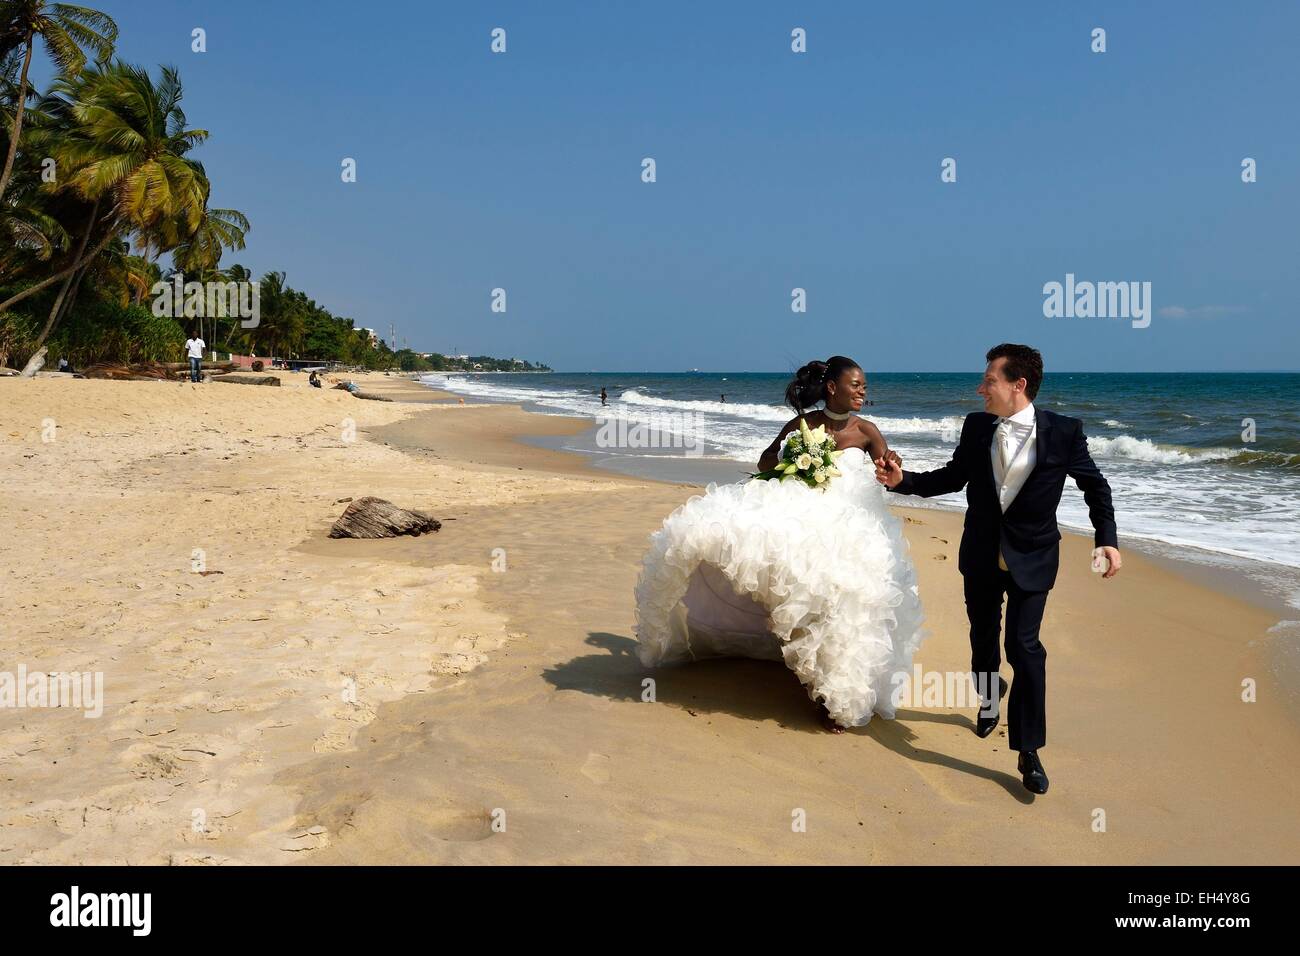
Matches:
[992,402,1037,512]
[992,403,1036,570]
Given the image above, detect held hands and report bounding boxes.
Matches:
[874,453,904,488]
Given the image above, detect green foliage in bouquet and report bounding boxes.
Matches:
[751,418,845,488]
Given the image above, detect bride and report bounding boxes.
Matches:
[633,356,925,732]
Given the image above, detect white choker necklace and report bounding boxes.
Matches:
[821,407,852,420]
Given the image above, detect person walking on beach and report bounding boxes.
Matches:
[635,356,919,738]
[185,332,206,382]
[600,387,608,406]
[875,343,1121,795]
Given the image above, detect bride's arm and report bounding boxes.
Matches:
[758,419,799,471]
[859,420,891,462]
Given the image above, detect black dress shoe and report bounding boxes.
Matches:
[974,675,1009,738]
[1018,750,1049,794]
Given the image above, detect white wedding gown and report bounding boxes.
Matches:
[633,447,925,727]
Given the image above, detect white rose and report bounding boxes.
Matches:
[796,453,812,470]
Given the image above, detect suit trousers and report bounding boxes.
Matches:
[963,566,1049,752]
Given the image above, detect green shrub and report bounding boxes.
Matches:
[0,293,186,368]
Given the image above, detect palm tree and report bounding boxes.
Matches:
[0,61,210,348]
[0,167,67,274]
[0,45,67,278]
[240,270,305,362]
[173,205,250,345]
[169,205,249,275]
[245,269,285,358]
[77,235,154,306]
[0,1,117,204]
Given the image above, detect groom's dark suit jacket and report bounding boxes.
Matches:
[890,409,1117,592]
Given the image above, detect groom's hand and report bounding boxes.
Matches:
[874,457,903,488]
[1099,546,1122,579]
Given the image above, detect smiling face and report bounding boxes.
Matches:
[826,366,866,412]
[977,357,1028,417]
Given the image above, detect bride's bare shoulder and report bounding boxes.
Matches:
[854,417,888,452]
[856,416,883,438]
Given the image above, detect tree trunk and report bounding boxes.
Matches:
[62,262,91,323]
[212,373,280,387]
[32,200,102,350]
[0,34,34,205]
[43,272,77,342]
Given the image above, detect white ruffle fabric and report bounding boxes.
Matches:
[633,447,925,727]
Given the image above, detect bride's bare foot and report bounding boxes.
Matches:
[818,704,846,734]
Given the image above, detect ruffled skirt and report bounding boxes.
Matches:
[633,449,925,727]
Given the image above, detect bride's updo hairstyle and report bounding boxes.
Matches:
[785,355,861,412]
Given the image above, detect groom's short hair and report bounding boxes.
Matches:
[986,343,1043,400]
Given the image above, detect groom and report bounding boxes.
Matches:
[875,344,1120,795]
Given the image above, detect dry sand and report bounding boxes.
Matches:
[1,373,1297,864]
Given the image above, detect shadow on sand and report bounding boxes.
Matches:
[543,631,1029,800]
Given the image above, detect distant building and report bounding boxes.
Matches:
[361,328,378,348]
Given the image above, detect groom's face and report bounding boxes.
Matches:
[978,358,1023,417]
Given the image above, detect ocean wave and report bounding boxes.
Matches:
[1086,435,1238,464]
[618,389,790,421]
[1234,450,1300,470]
[432,375,610,411]
[870,415,965,436]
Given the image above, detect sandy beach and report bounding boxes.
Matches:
[2,374,1297,865]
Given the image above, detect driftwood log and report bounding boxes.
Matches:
[329,382,392,402]
[329,496,441,539]
[160,361,237,371]
[19,347,47,377]
[212,374,281,386]
[81,361,172,380]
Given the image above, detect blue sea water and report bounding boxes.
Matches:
[423,371,1300,581]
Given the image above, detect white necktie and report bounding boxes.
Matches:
[996,419,1016,479]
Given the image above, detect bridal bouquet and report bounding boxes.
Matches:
[751,418,844,488]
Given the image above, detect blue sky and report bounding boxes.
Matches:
[43,1,1300,371]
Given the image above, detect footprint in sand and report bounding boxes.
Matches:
[280,825,331,853]
[169,852,247,866]
[581,752,611,785]
[126,749,185,780]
